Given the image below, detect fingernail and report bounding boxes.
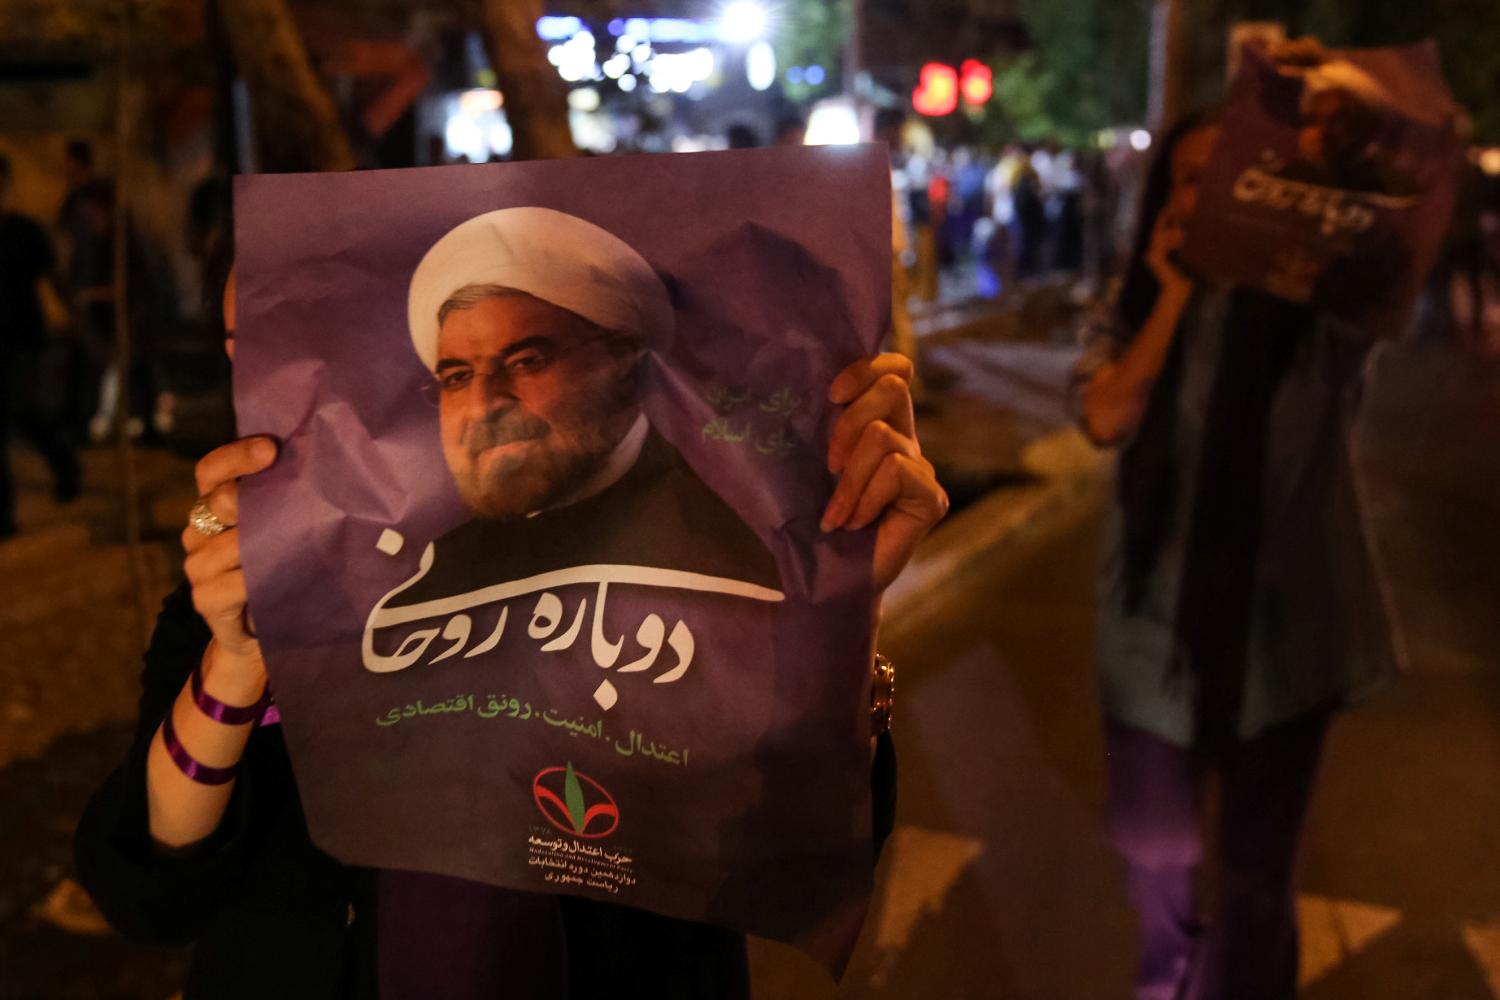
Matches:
[828,377,849,403]
[820,502,843,533]
[254,437,277,462]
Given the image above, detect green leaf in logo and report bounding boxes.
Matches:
[564,761,587,835]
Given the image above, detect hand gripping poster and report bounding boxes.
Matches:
[1180,40,1463,328]
[232,145,889,972]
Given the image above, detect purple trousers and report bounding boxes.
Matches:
[1104,711,1330,1000]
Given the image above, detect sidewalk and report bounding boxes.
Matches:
[0,443,196,999]
[0,445,196,770]
[748,337,1500,999]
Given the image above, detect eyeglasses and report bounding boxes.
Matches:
[420,334,619,406]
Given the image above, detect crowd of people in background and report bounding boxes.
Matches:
[884,133,1127,304]
[1,141,121,538]
[1,136,232,538]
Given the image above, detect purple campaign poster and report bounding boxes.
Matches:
[1180,40,1462,328]
[232,145,890,971]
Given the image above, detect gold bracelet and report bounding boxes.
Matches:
[870,653,895,738]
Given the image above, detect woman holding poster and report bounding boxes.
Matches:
[75,147,948,999]
[1074,106,1401,1000]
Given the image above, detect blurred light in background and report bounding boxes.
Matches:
[458,89,503,116]
[548,31,598,83]
[1129,129,1152,151]
[537,16,585,42]
[960,59,992,106]
[486,122,513,156]
[719,1,767,44]
[633,17,713,43]
[804,65,825,86]
[443,85,514,162]
[568,87,602,112]
[553,17,721,45]
[806,99,862,145]
[569,109,617,153]
[913,62,959,117]
[1480,148,1500,176]
[445,116,512,161]
[618,73,638,92]
[646,47,716,94]
[445,116,483,160]
[746,41,776,91]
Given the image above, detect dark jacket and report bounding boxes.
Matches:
[76,585,894,998]
[75,586,378,999]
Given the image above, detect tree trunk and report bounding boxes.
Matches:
[216,0,357,172]
[478,0,576,161]
[1147,0,1188,130]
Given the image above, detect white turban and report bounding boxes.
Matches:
[1299,60,1391,116]
[406,207,673,371]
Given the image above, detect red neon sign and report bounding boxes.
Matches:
[960,59,992,106]
[912,62,959,117]
[913,60,992,115]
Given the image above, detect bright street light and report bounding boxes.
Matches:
[805,99,861,146]
[746,41,776,91]
[719,1,767,44]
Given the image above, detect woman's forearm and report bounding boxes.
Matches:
[145,643,266,850]
[1081,282,1192,445]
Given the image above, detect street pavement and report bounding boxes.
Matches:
[749,339,1500,999]
[2,316,1497,998]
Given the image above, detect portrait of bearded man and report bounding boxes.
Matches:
[373,207,783,654]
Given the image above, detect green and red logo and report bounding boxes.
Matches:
[532,762,620,838]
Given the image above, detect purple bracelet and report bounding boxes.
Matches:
[160,708,240,786]
[190,657,271,726]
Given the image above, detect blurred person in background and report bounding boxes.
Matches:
[772,113,806,147]
[1447,173,1500,356]
[0,153,80,538]
[945,146,988,269]
[1080,149,1122,293]
[55,141,120,443]
[1049,147,1085,273]
[1013,147,1047,279]
[896,125,939,304]
[57,139,110,257]
[1073,110,1399,1000]
[725,122,761,149]
[927,148,953,275]
[985,143,1026,294]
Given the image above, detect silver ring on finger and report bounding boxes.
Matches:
[188,498,228,537]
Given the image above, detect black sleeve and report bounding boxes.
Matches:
[73,584,262,946]
[22,216,54,281]
[36,219,54,280]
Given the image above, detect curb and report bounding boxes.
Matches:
[883,428,1110,625]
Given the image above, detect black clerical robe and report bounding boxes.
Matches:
[390,426,781,610]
